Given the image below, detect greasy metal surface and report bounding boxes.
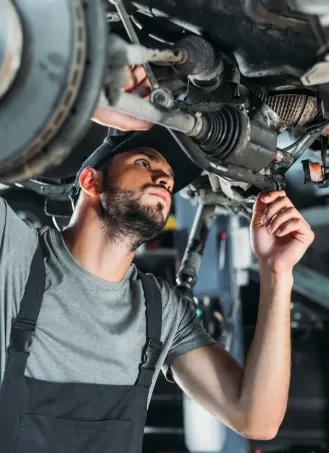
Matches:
[169,129,279,191]
[0,0,23,99]
[252,104,284,132]
[189,57,224,91]
[291,123,329,162]
[132,0,317,77]
[111,92,198,134]
[243,0,310,33]
[150,87,175,109]
[199,106,277,172]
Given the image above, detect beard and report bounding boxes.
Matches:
[98,181,171,253]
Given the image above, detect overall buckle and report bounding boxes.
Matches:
[141,338,163,370]
[9,318,36,354]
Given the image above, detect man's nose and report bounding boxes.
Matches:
[153,172,173,191]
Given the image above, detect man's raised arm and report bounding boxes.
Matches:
[169,191,314,440]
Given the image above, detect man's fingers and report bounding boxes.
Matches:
[252,191,289,226]
[252,191,312,230]
[262,196,311,230]
[253,193,268,212]
[133,65,149,84]
[253,191,287,216]
[266,207,303,234]
[123,67,138,92]
[275,218,315,243]
[261,196,293,225]
[124,66,151,92]
[260,190,287,205]
[128,83,151,98]
[92,106,153,131]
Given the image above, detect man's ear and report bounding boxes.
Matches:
[79,168,103,199]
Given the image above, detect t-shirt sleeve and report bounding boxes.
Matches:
[161,281,217,382]
[0,197,38,261]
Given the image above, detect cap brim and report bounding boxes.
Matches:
[111,126,203,194]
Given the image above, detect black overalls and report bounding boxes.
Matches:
[0,242,163,453]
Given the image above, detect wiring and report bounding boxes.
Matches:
[278,120,329,155]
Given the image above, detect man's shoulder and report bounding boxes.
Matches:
[138,271,184,309]
[139,271,172,292]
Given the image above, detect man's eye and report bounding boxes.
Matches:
[135,159,149,168]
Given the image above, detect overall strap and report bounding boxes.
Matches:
[5,242,46,376]
[136,271,163,387]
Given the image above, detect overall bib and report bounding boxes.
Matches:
[0,243,163,453]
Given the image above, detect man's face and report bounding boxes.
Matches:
[98,147,174,252]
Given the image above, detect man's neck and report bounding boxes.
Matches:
[62,218,136,284]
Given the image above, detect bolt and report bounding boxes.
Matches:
[151,88,174,108]
[154,93,166,104]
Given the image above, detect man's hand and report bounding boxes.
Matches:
[251,191,314,275]
[91,66,153,131]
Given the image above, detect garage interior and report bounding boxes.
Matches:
[2,0,329,452]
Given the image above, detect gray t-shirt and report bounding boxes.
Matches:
[0,198,216,405]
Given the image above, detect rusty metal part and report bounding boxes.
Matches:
[274,150,294,168]
[322,123,329,137]
[274,150,284,163]
[0,0,23,99]
[250,85,318,128]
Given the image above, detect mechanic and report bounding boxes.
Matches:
[0,67,314,453]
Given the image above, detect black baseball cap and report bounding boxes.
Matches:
[69,125,202,205]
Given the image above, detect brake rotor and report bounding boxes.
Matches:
[0,0,108,183]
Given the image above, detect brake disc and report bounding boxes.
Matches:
[0,0,108,183]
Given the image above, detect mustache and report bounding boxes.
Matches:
[141,184,171,196]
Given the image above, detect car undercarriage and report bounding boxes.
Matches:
[1,0,329,218]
